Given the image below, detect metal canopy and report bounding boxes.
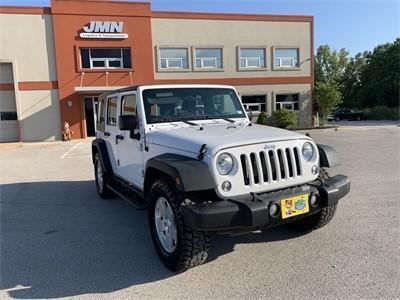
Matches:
[74,86,128,94]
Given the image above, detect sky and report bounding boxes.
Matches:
[1,0,399,56]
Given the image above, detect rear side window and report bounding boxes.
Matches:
[97,96,106,132]
[107,97,117,126]
[121,94,136,116]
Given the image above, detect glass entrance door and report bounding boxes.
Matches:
[84,96,98,137]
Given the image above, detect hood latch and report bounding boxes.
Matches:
[197,144,207,160]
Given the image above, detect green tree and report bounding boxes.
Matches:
[341,51,368,108]
[314,82,342,123]
[358,39,400,108]
[315,45,349,84]
[315,39,399,120]
[314,45,347,121]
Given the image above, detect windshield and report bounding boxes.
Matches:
[142,88,246,124]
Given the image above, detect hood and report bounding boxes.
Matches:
[146,123,309,156]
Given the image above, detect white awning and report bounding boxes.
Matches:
[74,86,128,94]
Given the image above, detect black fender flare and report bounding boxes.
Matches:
[145,153,216,193]
[92,138,113,174]
[317,144,340,168]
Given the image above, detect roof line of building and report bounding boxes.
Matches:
[151,11,313,22]
[0,6,51,14]
[0,5,313,22]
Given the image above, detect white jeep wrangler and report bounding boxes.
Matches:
[92,84,350,272]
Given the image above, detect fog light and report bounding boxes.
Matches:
[221,181,232,192]
[310,193,319,207]
[269,203,280,218]
[311,165,319,175]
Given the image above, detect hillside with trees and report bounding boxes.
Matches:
[314,38,400,122]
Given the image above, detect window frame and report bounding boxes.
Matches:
[106,96,118,126]
[156,46,191,72]
[272,46,301,70]
[141,87,246,125]
[79,47,132,71]
[275,93,300,111]
[237,46,267,71]
[192,46,224,72]
[121,93,137,116]
[241,95,267,114]
[96,96,106,132]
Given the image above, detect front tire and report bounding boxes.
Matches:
[94,153,114,199]
[288,204,337,232]
[148,179,209,272]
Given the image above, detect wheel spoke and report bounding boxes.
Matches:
[170,224,177,246]
[154,196,177,253]
[165,233,172,250]
[165,204,174,221]
[160,200,168,217]
[96,160,103,191]
[155,216,164,230]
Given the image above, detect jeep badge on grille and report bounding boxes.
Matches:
[264,144,277,150]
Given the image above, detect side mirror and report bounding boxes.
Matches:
[118,115,137,131]
[245,109,253,121]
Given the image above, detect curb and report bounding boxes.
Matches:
[291,126,338,131]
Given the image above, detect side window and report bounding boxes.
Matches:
[107,97,117,126]
[121,94,136,116]
[97,96,106,131]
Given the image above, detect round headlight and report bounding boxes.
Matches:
[216,153,234,175]
[302,142,314,161]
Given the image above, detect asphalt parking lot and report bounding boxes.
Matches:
[1,123,399,299]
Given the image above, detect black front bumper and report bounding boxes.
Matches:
[182,175,350,233]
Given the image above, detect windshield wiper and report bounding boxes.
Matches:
[222,118,235,123]
[191,115,237,123]
[181,120,199,126]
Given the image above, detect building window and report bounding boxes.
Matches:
[242,95,266,113]
[276,94,299,110]
[107,97,118,126]
[194,48,223,70]
[0,111,17,121]
[274,48,300,68]
[239,48,266,69]
[159,47,189,70]
[80,48,131,69]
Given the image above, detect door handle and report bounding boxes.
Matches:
[104,131,111,137]
[116,134,124,144]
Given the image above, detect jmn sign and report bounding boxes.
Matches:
[79,21,128,39]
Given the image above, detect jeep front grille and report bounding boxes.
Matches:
[240,147,302,186]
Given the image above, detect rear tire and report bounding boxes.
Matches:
[148,179,209,272]
[94,153,114,199]
[288,204,337,232]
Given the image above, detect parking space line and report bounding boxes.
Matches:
[59,142,83,159]
[65,155,92,159]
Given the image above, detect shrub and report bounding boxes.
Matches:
[268,109,298,128]
[256,111,269,125]
[365,106,400,120]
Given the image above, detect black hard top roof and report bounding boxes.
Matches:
[103,85,139,96]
